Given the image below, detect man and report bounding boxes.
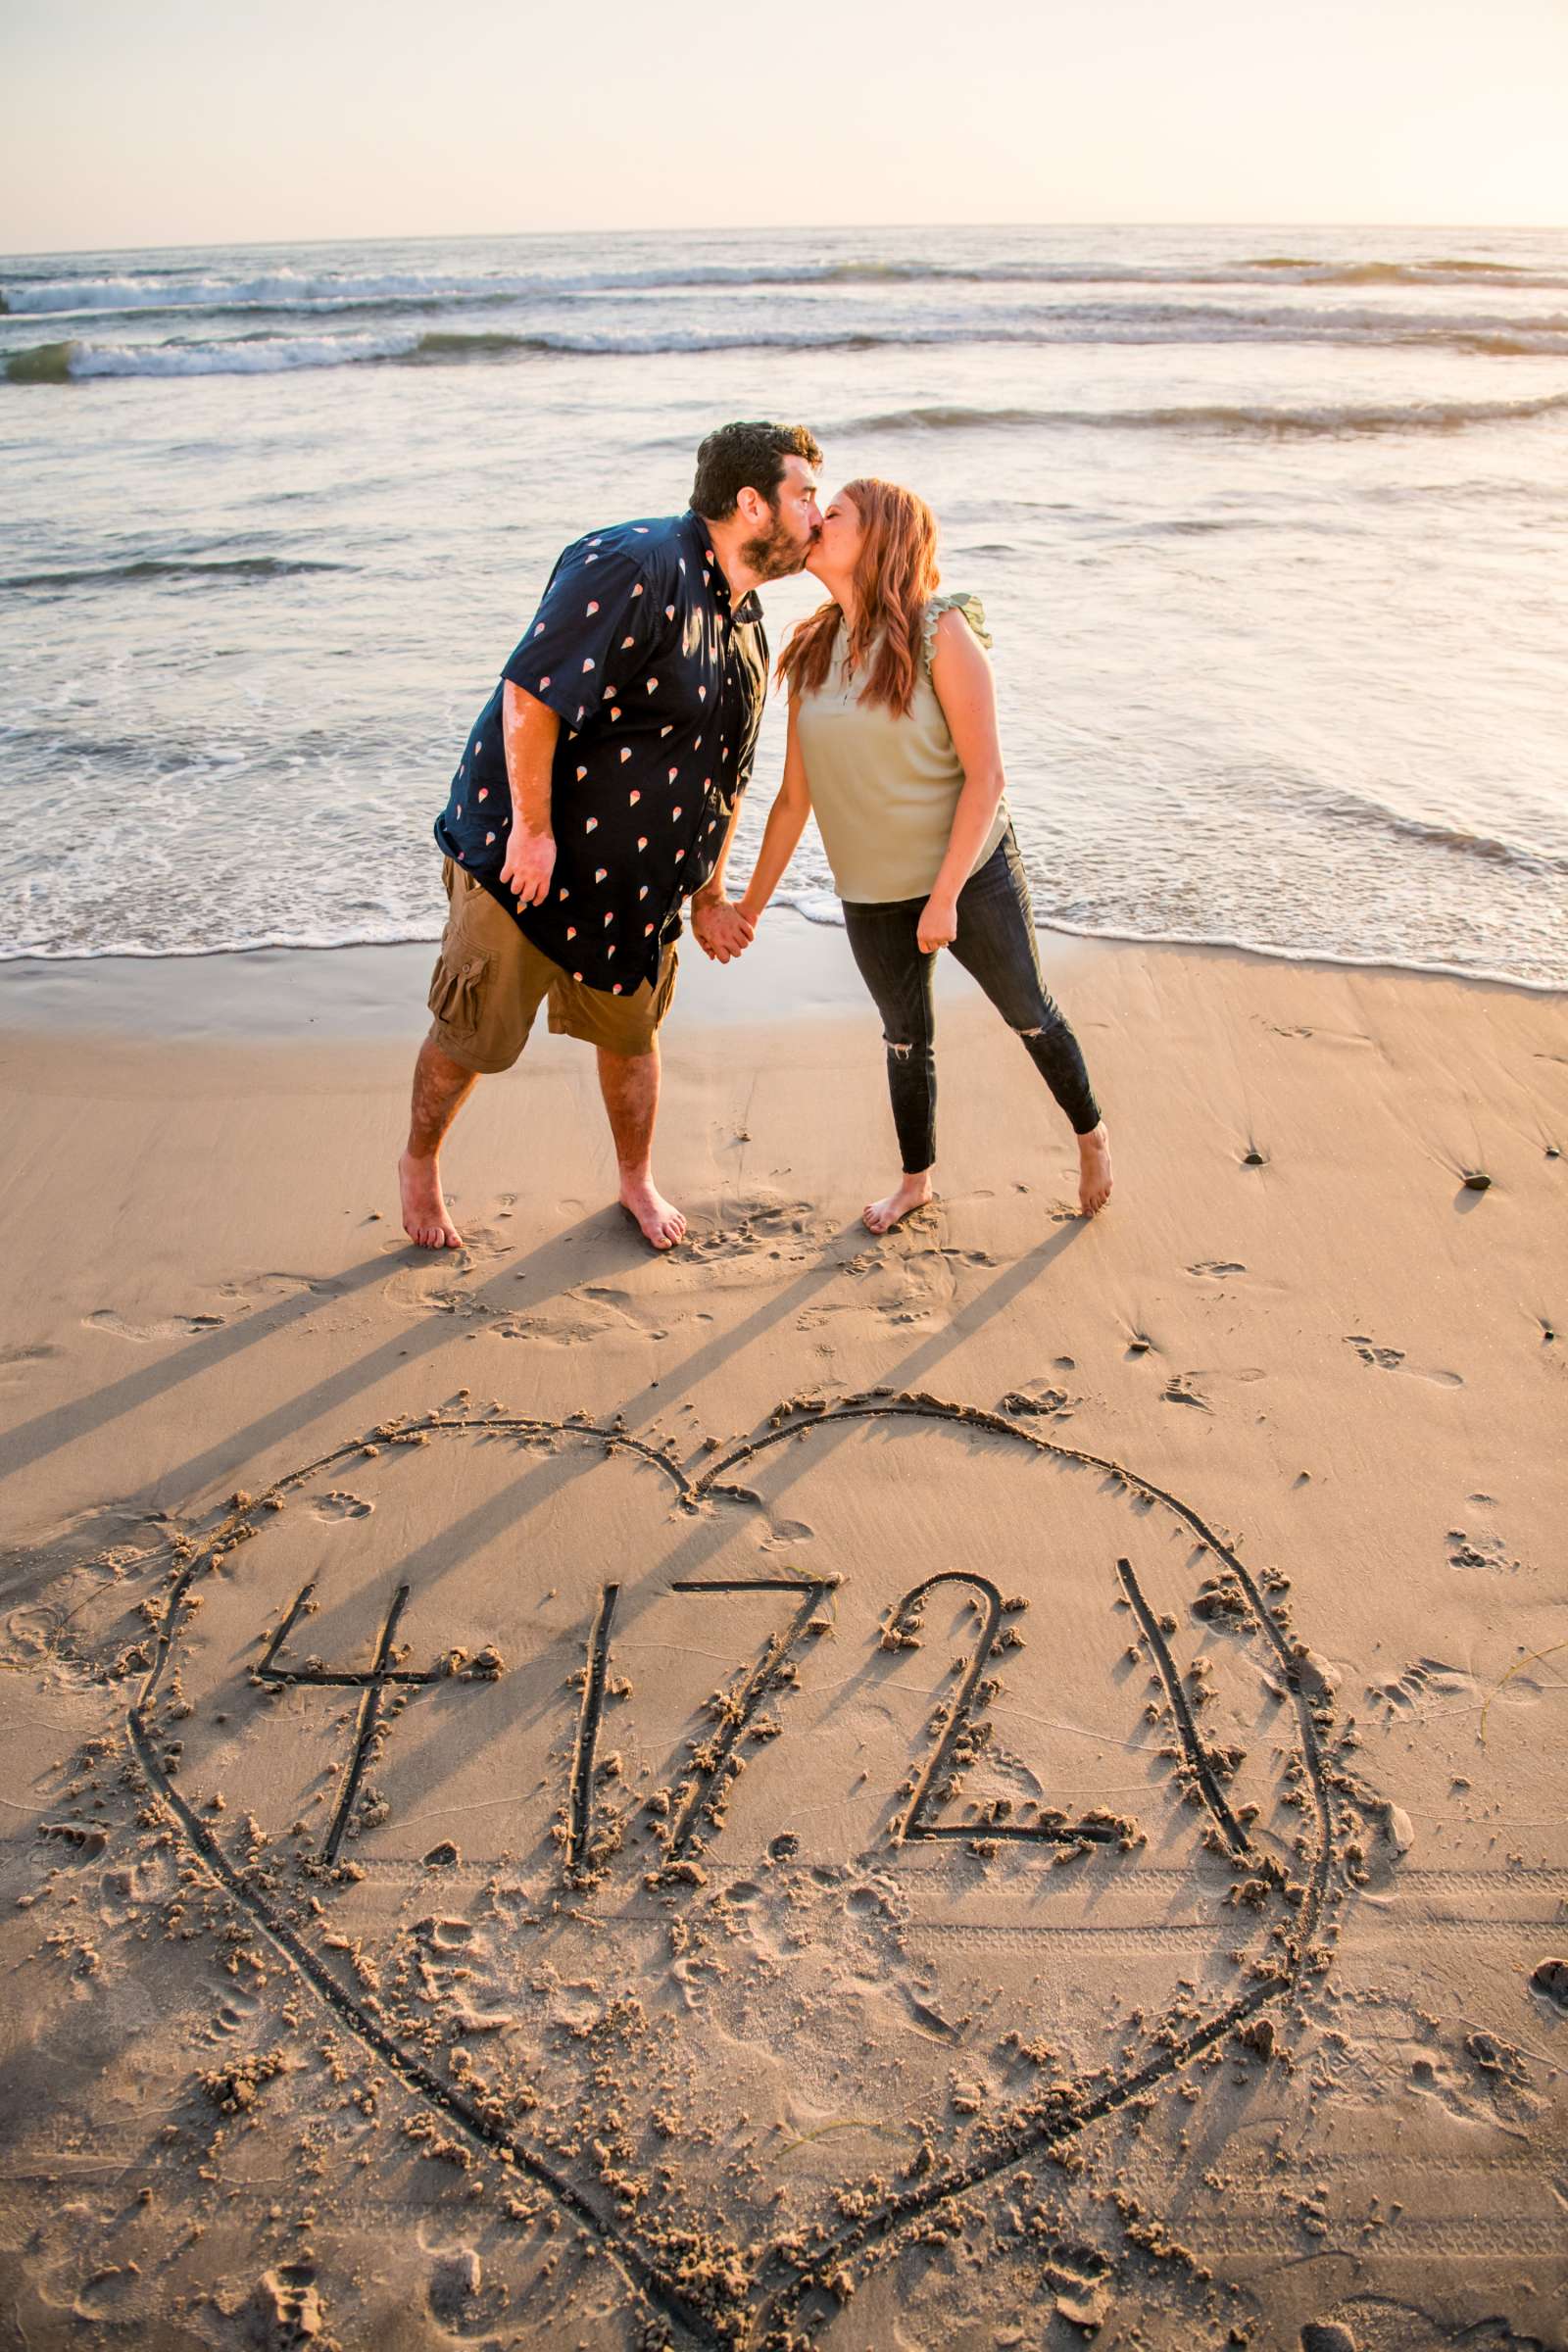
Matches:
[399,420,823,1251]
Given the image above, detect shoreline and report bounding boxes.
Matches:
[2,911,1561,1048]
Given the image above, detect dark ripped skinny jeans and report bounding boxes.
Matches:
[842,827,1102,1175]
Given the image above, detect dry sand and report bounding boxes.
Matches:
[1,921,1563,2352]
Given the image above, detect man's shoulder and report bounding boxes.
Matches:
[555,512,691,582]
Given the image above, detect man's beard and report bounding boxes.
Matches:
[740,509,814,583]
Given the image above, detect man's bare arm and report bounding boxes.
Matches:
[498,682,560,905]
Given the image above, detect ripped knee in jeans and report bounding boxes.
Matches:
[886,1040,917,1061]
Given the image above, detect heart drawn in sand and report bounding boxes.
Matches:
[128,1394,1349,2351]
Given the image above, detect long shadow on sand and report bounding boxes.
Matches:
[0,1250,393,1484]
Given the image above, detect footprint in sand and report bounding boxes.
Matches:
[1262,1022,1373,1051]
[85,1306,225,1342]
[312,1491,372,1521]
[37,1820,109,1857]
[385,1267,496,1321]
[759,1514,815,1555]
[404,1917,520,2034]
[1345,1336,1463,1386]
[415,1915,476,1950]
[679,1200,827,1283]
[244,2267,326,2349]
[497,1293,636,1346]
[71,2267,146,2323]
[194,1982,264,2049]
[98,1850,173,1925]
[1446,1527,1522,1574]
[928,1243,996,1269]
[1367,1656,1478,1715]
[999,1382,1072,1419]
[1187,1260,1246,1279]
[84,1273,333,1343]
[1161,1375,1210,1411]
[426,2245,508,2336]
[210,1991,262,2038]
[1408,2035,1537,2132]
[1531,1957,1568,2013]
[218,1272,340,1306]
[1348,1334,1404,1370]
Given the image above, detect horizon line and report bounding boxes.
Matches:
[4,217,1565,267]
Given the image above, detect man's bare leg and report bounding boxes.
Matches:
[399,1038,476,1249]
[597,1042,685,1250]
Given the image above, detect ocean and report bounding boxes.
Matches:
[2,222,1565,988]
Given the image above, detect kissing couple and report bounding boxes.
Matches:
[399,419,1111,1252]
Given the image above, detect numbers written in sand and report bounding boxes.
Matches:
[252,1580,504,1864]
[250,1562,1247,1878]
[569,1566,1198,1881]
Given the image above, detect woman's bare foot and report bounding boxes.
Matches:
[619,1176,687,1250]
[1077,1122,1113,1215]
[863,1171,934,1235]
[399,1150,463,1249]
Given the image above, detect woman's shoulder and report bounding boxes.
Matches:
[920,592,991,670]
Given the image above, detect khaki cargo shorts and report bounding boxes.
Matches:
[425,860,679,1073]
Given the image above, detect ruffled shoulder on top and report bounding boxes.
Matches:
[919,591,991,671]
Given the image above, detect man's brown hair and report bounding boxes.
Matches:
[691,420,822,520]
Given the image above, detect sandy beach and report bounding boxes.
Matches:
[1,922,1563,2352]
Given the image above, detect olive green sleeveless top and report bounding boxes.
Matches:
[794,591,1009,905]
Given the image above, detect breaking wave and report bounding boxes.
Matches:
[1318,792,1568,876]
[839,392,1568,438]
[1,555,351,593]
[12,305,1568,386]
[7,252,1567,318]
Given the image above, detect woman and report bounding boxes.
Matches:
[737,478,1112,1231]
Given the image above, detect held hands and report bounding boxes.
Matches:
[916,892,958,955]
[500,825,556,906]
[691,896,756,964]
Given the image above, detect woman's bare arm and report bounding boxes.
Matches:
[920,610,1007,950]
[737,698,813,925]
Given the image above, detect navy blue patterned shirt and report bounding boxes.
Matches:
[434,510,767,994]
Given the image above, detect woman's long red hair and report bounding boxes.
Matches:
[776,477,940,716]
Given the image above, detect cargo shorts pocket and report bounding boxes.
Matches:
[426,952,489,1039]
[649,944,679,1028]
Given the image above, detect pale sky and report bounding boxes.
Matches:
[4,0,1566,255]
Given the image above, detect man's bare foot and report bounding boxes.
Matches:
[1077,1122,1113,1216]
[619,1176,687,1250]
[863,1171,934,1235]
[399,1150,463,1249]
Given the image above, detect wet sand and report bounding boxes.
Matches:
[1,927,1564,2352]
